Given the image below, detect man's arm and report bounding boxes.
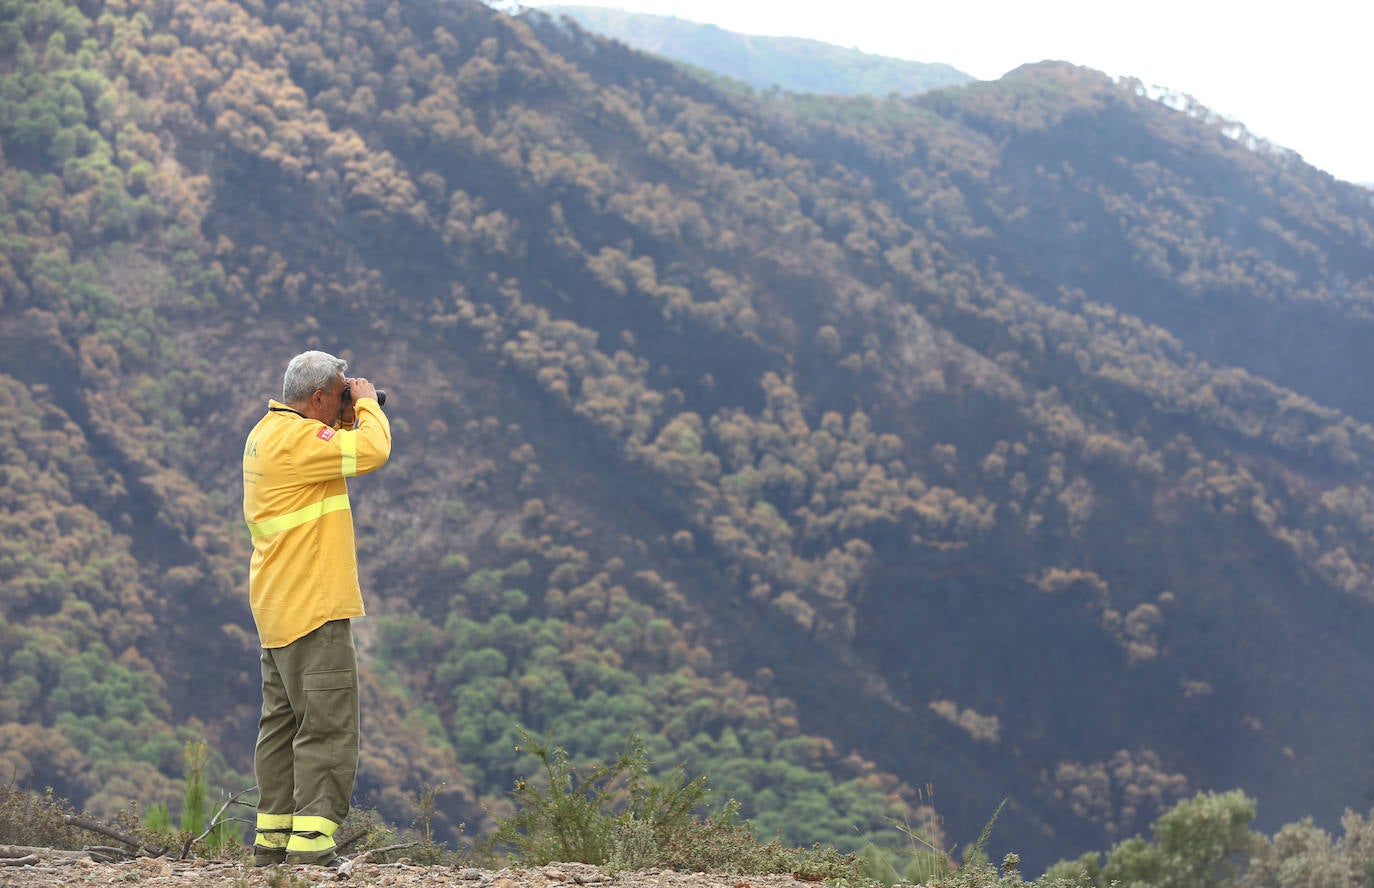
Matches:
[296,376,392,482]
[348,391,392,476]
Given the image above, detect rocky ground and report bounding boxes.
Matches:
[0,855,824,888]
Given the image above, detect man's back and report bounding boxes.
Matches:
[243,397,391,648]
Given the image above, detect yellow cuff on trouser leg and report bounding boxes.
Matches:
[285,814,340,864]
[254,813,292,865]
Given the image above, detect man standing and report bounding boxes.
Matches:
[242,350,392,867]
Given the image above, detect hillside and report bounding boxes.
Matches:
[535,6,974,96]
[3,0,1374,874]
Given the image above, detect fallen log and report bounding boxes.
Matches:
[0,845,99,866]
[62,815,164,856]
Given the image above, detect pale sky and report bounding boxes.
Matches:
[518,0,1374,185]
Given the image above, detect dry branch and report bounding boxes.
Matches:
[337,843,417,877]
[2,845,90,858]
[62,815,163,856]
[62,815,142,848]
[89,845,139,861]
[355,842,416,858]
[0,845,101,865]
[192,785,258,847]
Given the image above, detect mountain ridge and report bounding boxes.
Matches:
[535,5,975,96]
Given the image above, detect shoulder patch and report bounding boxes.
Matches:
[317,426,336,442]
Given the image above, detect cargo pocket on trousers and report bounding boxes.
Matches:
[301,669,357,742]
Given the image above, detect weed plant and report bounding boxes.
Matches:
[857,790,1003,887]
[335,792,460,866]
[481,729,706,865]
[656,799,859,878]
[481,729,864,878]
[920,857,1086,888]
[0,784,88,848]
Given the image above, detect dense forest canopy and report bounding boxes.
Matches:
[2,0,1374,872]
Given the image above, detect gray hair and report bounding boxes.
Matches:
[282,350,348,403]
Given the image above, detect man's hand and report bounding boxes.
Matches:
[347,377,377,401]
[340,377,377,428]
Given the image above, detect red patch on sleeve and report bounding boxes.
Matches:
[317,427,336,442]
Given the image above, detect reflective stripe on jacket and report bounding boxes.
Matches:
[243,397,391,648]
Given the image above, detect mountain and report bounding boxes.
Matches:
[3,0,1374,873]
[537,5,974,95]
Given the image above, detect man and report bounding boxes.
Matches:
[242,350,392,867]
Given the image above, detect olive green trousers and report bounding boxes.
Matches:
[253,619,359,865]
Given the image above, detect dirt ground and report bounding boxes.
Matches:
[0,855,822,888]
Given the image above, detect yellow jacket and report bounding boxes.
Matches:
[243,397,391,648]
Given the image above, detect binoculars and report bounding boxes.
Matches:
[342,383,387,407]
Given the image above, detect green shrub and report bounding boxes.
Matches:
[482,728,859,876]
[1044,790,1260,888]
[922,858,1089,888]
[0,784,88,848]
[610,815,659,870]
[658,801,861,878]
[482,728,705,865]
